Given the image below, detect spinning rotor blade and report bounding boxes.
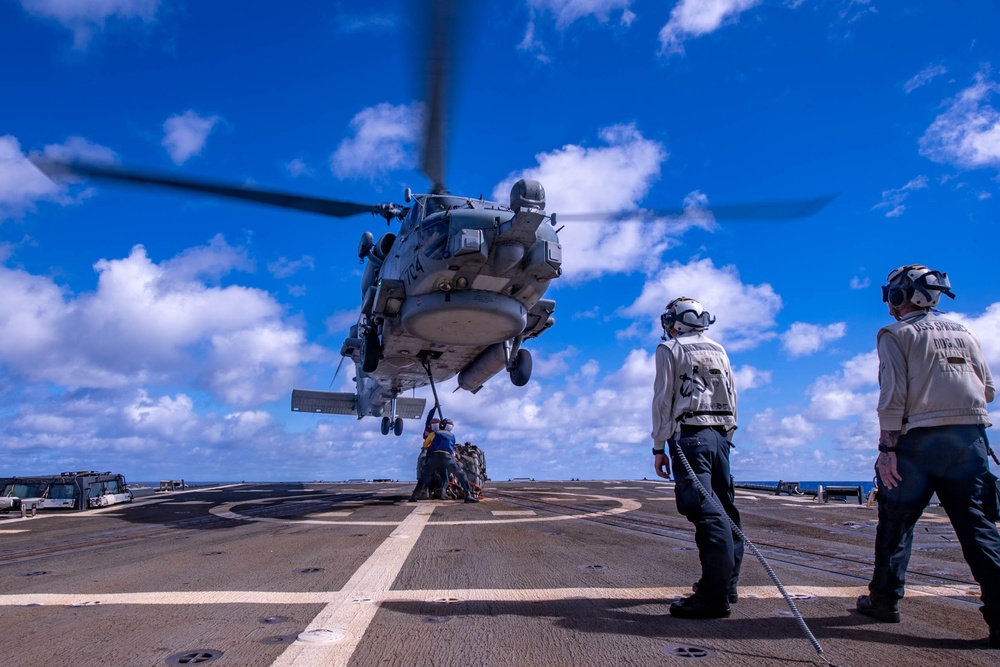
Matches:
[420,0,457,193]
[331,355,348,388]
[555,194,837,223]
[31,158,388,219]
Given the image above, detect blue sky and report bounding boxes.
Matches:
[1,0,998,483]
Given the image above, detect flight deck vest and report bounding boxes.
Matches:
[879,311,992,433]
[667,335,737,430]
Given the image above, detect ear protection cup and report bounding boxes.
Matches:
[887,285,909,307]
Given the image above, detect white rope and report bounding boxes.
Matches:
[673,443,838,666]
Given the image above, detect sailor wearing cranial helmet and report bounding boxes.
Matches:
[650,297,743,620]
[858,264,1000,650]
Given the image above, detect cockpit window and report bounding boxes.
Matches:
[418,216,449,259]
[3,483,45,497]
[48,484,77,499]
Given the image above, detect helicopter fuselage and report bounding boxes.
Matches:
[292,179,561,435]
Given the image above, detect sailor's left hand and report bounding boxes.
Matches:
[654,453,671,480]
[876,451,901,490]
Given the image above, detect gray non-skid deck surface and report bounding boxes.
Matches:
[0,481,996,666]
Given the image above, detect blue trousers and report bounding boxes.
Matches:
[870,424,1000,630]
[414,452,472,497]
[670,425,745,604]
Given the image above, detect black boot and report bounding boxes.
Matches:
[855,595,900,623]
[669,594,730,619]
[693,581,738,604]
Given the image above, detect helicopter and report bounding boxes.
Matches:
[30,0,833,437]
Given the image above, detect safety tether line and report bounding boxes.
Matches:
[672,445,840,667]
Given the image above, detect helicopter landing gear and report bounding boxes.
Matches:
[509,348,532,386]
[361,327,380,373]
[380,415,404,436]
[504,337,532,386]
[380,396,405,436]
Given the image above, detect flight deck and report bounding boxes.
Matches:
[0,481,995,666]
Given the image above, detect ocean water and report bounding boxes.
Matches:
[742,480,876,495]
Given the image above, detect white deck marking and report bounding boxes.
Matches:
[210,500,399,526]
[0,584,981,609]
[0,529,30,533]
[210,492,640,527]
[269,504,435,667]
[492,511,536,517]
[7,486,976,664]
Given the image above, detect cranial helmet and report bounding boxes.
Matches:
[439,418,454,432]
[423,418,440,438]
[881,264,955,309]
[661,297,716,334]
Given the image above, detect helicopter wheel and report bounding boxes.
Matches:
[380,415,391,435]
[362,329,380,373]
[393,416,404,437]
[509,348,532,387]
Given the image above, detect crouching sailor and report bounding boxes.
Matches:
[651,297,744,619]
[409,418,479,504]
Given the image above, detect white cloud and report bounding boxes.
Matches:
[0,237,324,407]
[284,159,313,178]
[780,321,847,358]
[919,71,1000,171]
[872,175,928,218]
[838,0,877,26]
[520,1,634,62]
[400,346,657,480]
[162,111,221,165]
[622,257,782,352]
[268,255,315,279]
[492,123,706,280]
[124,390,199,439]
[533,346,582,378]
[527,0,635,29]
[950,302,1000,368]
[39,135,119,165]
[803,350,879,421]
[904,64,948,94]
[20,0,160,50]
[734,364,771,392]
[331,103,422,179]
[658,0,762,56]
[335,11,398,34]
[743,409,820,452]
[850,275,870,290]
[324,309,361,337]
[1,135,117,219]
[0,135,64,218]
